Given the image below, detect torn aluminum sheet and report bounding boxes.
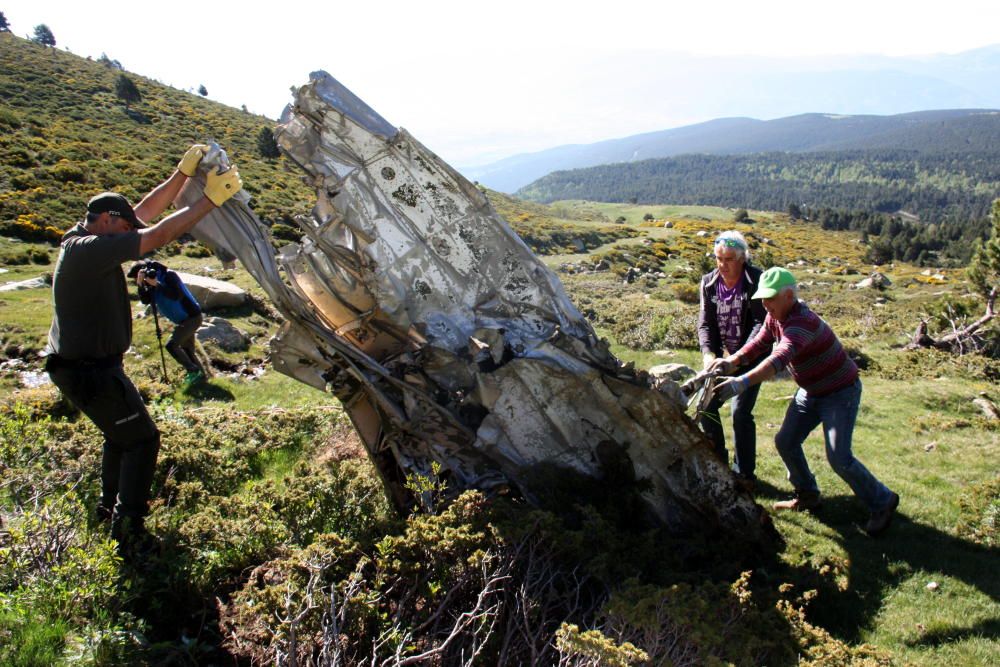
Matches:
[177,72,774,546]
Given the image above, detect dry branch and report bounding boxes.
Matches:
[906,288,996,353]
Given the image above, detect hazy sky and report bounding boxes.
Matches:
[5,1,999,165]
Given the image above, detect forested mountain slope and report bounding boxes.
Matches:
[517,149,1000,224]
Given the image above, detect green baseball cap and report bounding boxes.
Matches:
[751,267,796,299]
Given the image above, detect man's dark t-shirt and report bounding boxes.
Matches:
[47,223,142,360]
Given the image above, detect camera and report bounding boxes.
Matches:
[128,260,165,283]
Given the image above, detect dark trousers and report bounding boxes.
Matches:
[166,313,203,373]
[47,360,160,521]
[700,381,762,479]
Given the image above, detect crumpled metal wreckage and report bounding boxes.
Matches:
[177,72,774,546]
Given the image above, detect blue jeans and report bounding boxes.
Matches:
[774,379,893,511]
[701,381,761,479]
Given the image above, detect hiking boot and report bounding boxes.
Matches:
[183,370,205,388]
[111,515,161,562]
[95,503,113,524]
[865,492,900,537]
[773,490,821,512]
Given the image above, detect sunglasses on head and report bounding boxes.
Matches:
[715,238,745,250]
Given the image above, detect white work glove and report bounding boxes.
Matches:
[702,352,717,371]
[707,357,736,376]
[714,374,750,403]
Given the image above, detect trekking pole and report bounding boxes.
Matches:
[150,301,170,383]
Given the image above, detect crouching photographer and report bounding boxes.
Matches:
[128,260,206,386]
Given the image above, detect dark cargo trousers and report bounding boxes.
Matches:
[47,358,160,524]
[165,312,203,374]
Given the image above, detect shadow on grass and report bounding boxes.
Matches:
[182,380,235,402]
[125,109,151,124]
[905,616,1000,648]
[788,494,999,647]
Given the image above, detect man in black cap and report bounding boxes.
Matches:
[45,144,242,559]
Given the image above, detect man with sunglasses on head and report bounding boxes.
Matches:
[45,145,242,560]
[697,230,767,491]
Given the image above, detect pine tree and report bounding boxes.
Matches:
[98,53,123,70]
[257,127,280,159]
[32,24,55,46]
[198,84,208,96]
[115,74,141,111]
[0,12,11,33]
[968,199,1000,297]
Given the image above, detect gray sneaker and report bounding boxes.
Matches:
[865,492,900,536]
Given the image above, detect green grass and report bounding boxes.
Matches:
[2,221,997,664]
[553,200,738,224]
[189,371,333,412]
[0,611,69,667]
[692,374,999,665]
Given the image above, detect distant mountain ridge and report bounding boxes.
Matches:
[466,109,1000,193]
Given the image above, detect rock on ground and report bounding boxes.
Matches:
[0,275,51,292]
[196,316,250,352]
[177,272,248,310]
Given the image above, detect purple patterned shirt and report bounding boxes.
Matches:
[715,277,745,354]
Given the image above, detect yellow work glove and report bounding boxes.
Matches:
[177,144,209,177]
[204,166,243,207]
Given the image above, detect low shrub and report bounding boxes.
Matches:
[650,307,699,350]
[180,241,212,258]
[955,476,1000,547]
[0,215,63,244]
[672,282,700,304]
[270,222,301,243]
[3,145,33,168]
[50,161,86,183]
[611,306,659,350]
[0,106,22,129]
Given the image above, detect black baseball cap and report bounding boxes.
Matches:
[87,192,145,229]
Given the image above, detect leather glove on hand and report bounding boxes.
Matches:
[177,144,210,177]
[714,374,750,403]
[707,357,735,376]
[204,166,243,207]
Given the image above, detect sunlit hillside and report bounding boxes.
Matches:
[0,32,314,240]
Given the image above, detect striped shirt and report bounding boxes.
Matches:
[738,301,858,396]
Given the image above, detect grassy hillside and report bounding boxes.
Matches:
[484,188,641,254]
[1,31,998,667]
[0,33,315,239]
